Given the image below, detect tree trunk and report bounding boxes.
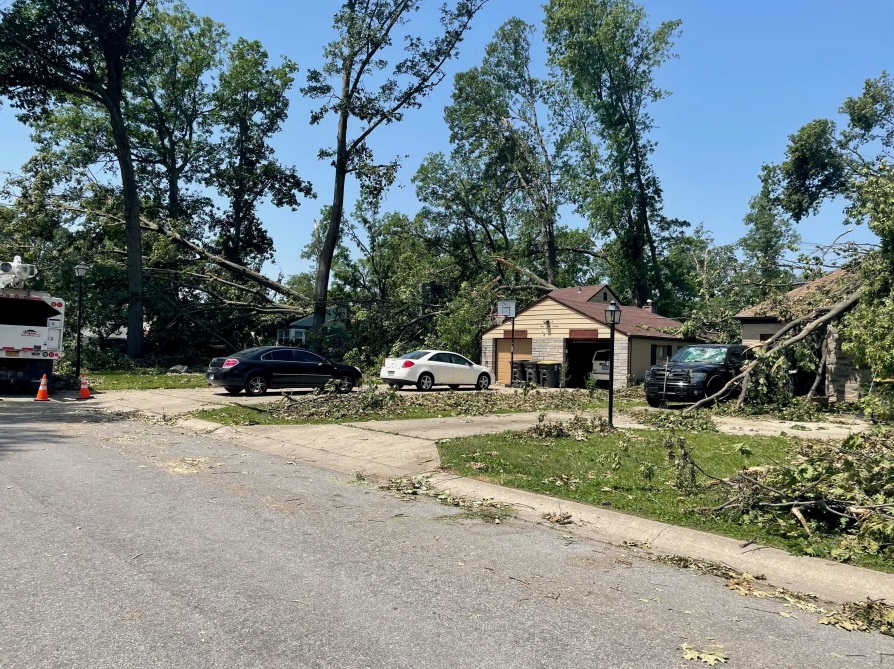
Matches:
[313,57,353,335]
[107,101,144,359]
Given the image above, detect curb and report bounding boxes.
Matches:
[428,472,894,606]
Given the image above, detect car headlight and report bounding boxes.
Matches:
[690,372,707,384]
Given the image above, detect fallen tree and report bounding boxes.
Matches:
[685,286,863,412]
[700,428,894,563]
[64,206,312,304]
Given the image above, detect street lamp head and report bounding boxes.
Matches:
[605,300,622,325]
[74,263,89,278]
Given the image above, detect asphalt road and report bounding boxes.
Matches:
[1,403,891,668]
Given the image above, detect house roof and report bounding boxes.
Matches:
[735,269,859,319]
[547,284,610,302]
[548,291,685,339]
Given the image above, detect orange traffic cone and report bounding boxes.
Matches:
[78,374,92,400]
[34,374,49,401]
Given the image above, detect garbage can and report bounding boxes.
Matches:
[538,360,562,388]
[522,360,538,384]
[511,360,524,385]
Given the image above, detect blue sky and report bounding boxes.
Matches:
[1,0,890,279]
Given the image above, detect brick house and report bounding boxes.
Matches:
[735,269,869,402]
[480,285,701,389]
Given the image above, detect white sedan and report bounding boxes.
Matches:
[380,350,494,391]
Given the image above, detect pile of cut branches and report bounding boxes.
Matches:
[266,386,597,421]
[706,427,894,561]
[525,414,610,440]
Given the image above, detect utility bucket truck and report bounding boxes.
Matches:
[0,256,65,391]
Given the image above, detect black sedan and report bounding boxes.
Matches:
[206,346,362,396]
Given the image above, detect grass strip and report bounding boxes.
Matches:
[436,428,894,573]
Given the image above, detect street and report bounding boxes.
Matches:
[1,402,891,668]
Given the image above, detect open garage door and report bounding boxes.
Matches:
[566,339,611,388]
[495,338,531,385]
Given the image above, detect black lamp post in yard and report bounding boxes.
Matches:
[604,300,622,428]
[73,263,88,381]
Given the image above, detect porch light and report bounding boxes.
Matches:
[604,300,621,325]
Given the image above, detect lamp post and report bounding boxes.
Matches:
[604,300,622,428]
[73,263,89,380]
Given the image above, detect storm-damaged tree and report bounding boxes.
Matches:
[0,0,153,357]
[302,0,489,336]
[207,38,314,268]
[686,73,894,411]
[445,18,564,285]
[544,0,681,307]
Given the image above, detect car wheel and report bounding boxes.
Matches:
[335,375,354,394]
[417,373,435,392]
[475,373,491,391]
[224,386,242,395]
[244,375,269,396]
[646,396,660,408]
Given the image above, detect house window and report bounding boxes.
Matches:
[603,292,608,301]
[651,344,673,366]
[276,328,307,346]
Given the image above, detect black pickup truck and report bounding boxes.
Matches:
[644,344,747,407]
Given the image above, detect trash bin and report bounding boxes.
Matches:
[538,360,562,388]
[511,360,524,385]
[522,360,538,384]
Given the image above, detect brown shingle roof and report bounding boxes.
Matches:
[735,269,859,319]
[547,284,609,303]
[548,292,685,339]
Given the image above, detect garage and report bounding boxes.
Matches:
[494,337,531,384]
[480,284,700,389]
[565,339,611,388]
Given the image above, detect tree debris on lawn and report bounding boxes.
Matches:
[702,427,894,562]
[526,414,610,440]
[259,385,604,422]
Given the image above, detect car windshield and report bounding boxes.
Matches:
[671,346,728,364]
[399,350,431,360]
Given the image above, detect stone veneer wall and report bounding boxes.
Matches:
[611,335,629,390]
[531,336,629,389]
[481,338,494,371]
[824,325,871,402]
[532,337,564,362]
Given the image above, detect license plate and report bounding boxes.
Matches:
[387,371,394,376]
[208,374,214,380]
[5,351,19,358]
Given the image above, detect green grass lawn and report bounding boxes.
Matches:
[437,428,894,573]
[89,369,210,391]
